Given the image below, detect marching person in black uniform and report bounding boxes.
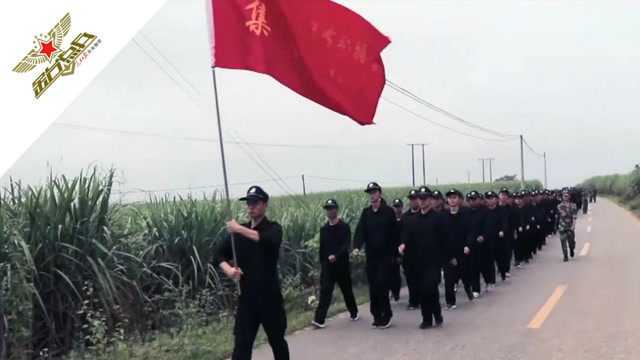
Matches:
[312,199,359,329]
[354,182,398,329]
[497,188,515,280]
[389,199,405,302]
[482,191,500,289]
[399,186,445,329]
[467,191,488,298]
[513,191,532,267]
[432,190,445,212]
[441,189,474,309]
[402,189,421,310]
[214,186,290,360]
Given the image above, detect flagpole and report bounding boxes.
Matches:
[211,66,240,292]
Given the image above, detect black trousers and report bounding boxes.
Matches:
[232,296,289,360]
[494,236,511,279]
[443,255,473,306]
[403,260,422,307]
[366,256,393,323]
[471,243,496,292]
[420,267,442,325]
[389,258,402,301]
[314,262,358,323]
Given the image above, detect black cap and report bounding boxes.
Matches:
[446,188,463,197]
[432,190,443,199]
[364,181,382,193]
[484,191,498,199]
[392,198,404,208]
[499,187,511,195]
[513,191,524,199]
[407,189,419,199]
[466,190,480,200]
[417,185,432,198]
[323,199,339,209]
[239,185,269,202]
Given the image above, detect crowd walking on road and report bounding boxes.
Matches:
[214,183,584,360]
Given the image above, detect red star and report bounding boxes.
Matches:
[38,38,58,60]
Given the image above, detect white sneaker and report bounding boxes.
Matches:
[473,292,480,299]
[506,272,512,278]
[311,320,326,329]
[350,314,360,321]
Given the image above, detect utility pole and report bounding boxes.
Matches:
[543,152,548,188]
[408,143,429,186]
[467,170,471,184]
[478,158,486,183]
[520,135,525,189]
[409,144,415,187]
[487,158,495,183]
[421,144,427,185]
[301,174,307,196]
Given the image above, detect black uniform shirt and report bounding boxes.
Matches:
[438,208,472,260]
[402,210,445,269]
[214,217,283,300]
[319,220,351,265]
[354,200,398,259]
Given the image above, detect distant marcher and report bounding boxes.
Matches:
[399,186,445,329]
[354,182,398,329]
[440,189,474,309]
[214,186,290,360]
[312,199,359,329]
[389,198,405,302]
[557,190,579,262]
[402,189,422,309]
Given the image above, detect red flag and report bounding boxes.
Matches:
[210,0,390,125]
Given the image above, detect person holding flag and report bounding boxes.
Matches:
[214,186,290,360]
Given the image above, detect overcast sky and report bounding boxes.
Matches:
[4,0,640,201]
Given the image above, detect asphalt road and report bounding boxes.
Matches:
[253,198,639,360]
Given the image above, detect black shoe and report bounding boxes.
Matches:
[419,322,433,329]
[563,256,569,262]
[371,320,379,328]
[465,286,474,301]
[570,249,575,258]
[377,318,392,329]
[435,319,444,328]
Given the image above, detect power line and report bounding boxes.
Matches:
[382,98,515,142]
[53,122,354,149]
[523,137,544,158]
[385,80,518,139]
[113,176,299,195]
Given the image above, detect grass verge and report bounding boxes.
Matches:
[67,286,369,360]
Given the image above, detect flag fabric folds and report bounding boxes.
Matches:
[210,0,391,125]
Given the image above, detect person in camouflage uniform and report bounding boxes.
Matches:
[557,189,578,262]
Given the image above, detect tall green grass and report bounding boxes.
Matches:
[582,166,640,211]
[0,168,540,359]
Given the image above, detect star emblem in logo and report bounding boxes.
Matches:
[37,38,59,61]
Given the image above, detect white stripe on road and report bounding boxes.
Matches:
[579,242,591,257]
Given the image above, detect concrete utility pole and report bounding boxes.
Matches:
[301,174,307,196]
[487,158,495,183]
[543,152,548,188]
[409,144,415,187]
[408,143,429,185]
[479,159,485,183]
[467,170,471,184]
[520,135,525,189]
